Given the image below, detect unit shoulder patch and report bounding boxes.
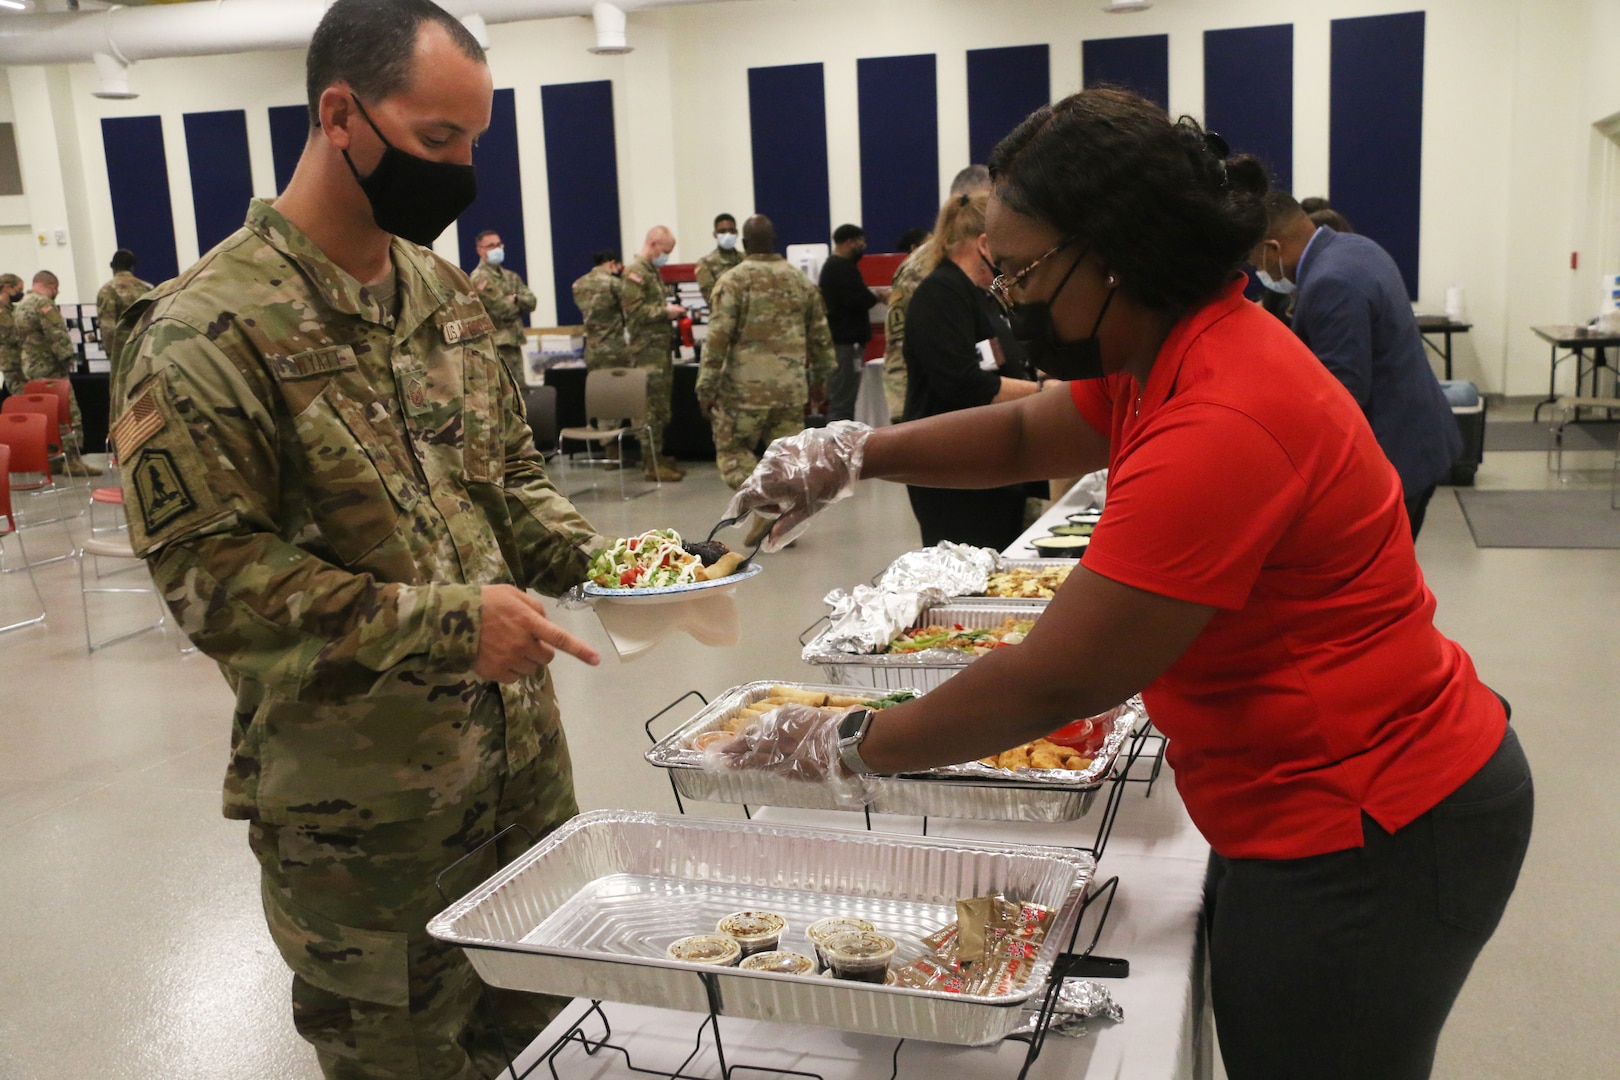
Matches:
[132,447,198,535]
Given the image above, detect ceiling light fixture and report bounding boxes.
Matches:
[587,2,632,55]
[1103,0,1152,12]
[0,0,33,12]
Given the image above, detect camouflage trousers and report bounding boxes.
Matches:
[248,709,579,1080]
[882,349,907,423]
[711,403,805,490]
[627,340,672,460]
[495,345,526,391]
[583,345,627,372]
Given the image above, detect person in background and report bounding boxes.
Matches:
[0,272,23,400]
[1309,207,1355,234]
[900,189,1047,549]
[17,269,99,476]
[470,228,538,387]
[722,88,1531,1080]
[1299,196,1331,215]
[109,2,605,1074]
[1245,170,1460,538]
[96,249,152,373]
[571,248,626,371]
[884,165,993,420]
[694,213,743,308]
[621,225,687,482]
[698,213,834,510]
[817,222,879,422]
[895,227,930,254]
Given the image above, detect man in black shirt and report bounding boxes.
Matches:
[817,223,880,421]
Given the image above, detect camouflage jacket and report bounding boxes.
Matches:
[0,303,20,385]
[97,271,153,372]
[694,246,743,307]
[882,243,932,419]
[469,259,537,349]
[112,199,603,828]
[570,267,627,367]
[16,290,76,381]
[696,254,835,409]
[621,254,672,346]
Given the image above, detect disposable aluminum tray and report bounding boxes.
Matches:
[953,558,1079,605]
[428,810,1094,1046]
[645,681,1142,822]
[803,602,1044,691]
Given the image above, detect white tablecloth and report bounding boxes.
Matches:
[510,765,1212,1080]
[1006,482,1105,558]
[854,359,890,429]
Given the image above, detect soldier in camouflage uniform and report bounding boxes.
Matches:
[621,225,687,482]
[96,249,154,374]
[111,5,604,1077]
[693,213,742,308]
[0,273,23,397]
[17,270,99,475]
[469,229,537,386]
[696,215,834,491]
[569,249,626,370]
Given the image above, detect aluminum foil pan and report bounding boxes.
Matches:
[819,543,1002,655]
[428,810,1095,1046]
[803,603,1044,691]
[645,681,1144,822]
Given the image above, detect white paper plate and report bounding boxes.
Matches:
[582,562,763,603]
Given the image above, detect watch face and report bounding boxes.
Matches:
[838,709,870,742]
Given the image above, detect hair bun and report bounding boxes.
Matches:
[1223,154,1271,198]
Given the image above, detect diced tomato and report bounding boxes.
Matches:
[954,624,965,631]
[619,568,639,586]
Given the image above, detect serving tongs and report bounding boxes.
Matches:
[686,514,772,570]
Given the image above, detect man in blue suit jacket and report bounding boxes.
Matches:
[1252,194,1461,538]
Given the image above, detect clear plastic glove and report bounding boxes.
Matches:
[703,704,851,783]
[723,421,872,553]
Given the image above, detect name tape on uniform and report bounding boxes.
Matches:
[441,313,495,344]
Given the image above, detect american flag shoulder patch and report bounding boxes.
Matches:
[112,387,165,456]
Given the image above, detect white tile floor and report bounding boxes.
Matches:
[0,403,1615,1079]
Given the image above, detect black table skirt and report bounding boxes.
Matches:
[542,362,716,461]
[74,372,112,455]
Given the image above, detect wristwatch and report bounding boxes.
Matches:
[836,708,875,776]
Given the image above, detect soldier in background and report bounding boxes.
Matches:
[570,248,626,371]
[693,213,742,308]
[0,273,23,399]
[698,212,834,514]
[883,165,992,421]
[621,225,686,482]
[109,3,603,1074]
[470,228,538,386]
[96,249,153,372]
[17,269,99,476]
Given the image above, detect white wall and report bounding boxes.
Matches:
[0,0,1611,394]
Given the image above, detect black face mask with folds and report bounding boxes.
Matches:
[342,95,477,247]
[1009,249,1116,381]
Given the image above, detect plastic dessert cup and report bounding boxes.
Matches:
[716,911,787,957]
[805,916,876,969]
[821,930,897,984]
[738,950,817,975]
[666,934,742,966]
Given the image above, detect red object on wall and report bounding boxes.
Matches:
[859,251,907,286]
[1571,252,1579,270]
[660,262,698,283]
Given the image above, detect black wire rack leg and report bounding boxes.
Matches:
[644,690,709,816]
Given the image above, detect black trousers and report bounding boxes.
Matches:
[1204,725,1533,1080]
[1405,483,1438,539]
[907,483,1027,550]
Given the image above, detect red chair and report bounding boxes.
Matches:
[22,378,77,452]
[1,394,65,458]
[0,442,47,635]
[0,411,77,553]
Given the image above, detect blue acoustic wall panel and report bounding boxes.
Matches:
[966,45,1049,166]
[183,109,254,254]
[1331,11,1425,298]
[457,88,527,282]
[541,80,621,324]
[858,54,939,253]
[101,115,179,283]
[1083,34,1170,110]
[268,104,309,195]
[749,63,831,250]
[1204,24,1293,194]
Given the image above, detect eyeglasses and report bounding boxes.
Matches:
[989,236,1080,314]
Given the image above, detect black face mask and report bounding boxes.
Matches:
[341,95,477,247]
[1009,248,1116,381]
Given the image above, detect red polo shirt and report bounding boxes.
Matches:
[1072,278,1505,859]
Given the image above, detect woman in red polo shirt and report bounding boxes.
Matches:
[719,89,1532,1080]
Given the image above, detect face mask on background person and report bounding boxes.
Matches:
[717,233,739,251]
[486,247,505,266]
[652,253,670,268]
[1255,245,1295,295]
[342,95,478,247]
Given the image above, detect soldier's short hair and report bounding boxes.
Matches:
[0,273,21,290]
[111,249,137,273]
[832,224,865,245]
[306,0,486,127]
[592,249,621,266]
[474,230,500,246]
[713,214,736,230]
[32,270,58,287]
[949,164,991,196]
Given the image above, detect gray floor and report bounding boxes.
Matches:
[0,400,1614,1079]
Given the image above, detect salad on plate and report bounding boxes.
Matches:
[587,529,747,590]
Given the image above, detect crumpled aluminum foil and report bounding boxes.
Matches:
[1010,978,1124,1039]
[556,585,591,611]
[1069,469,1109,513]
[812,542,999,655]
